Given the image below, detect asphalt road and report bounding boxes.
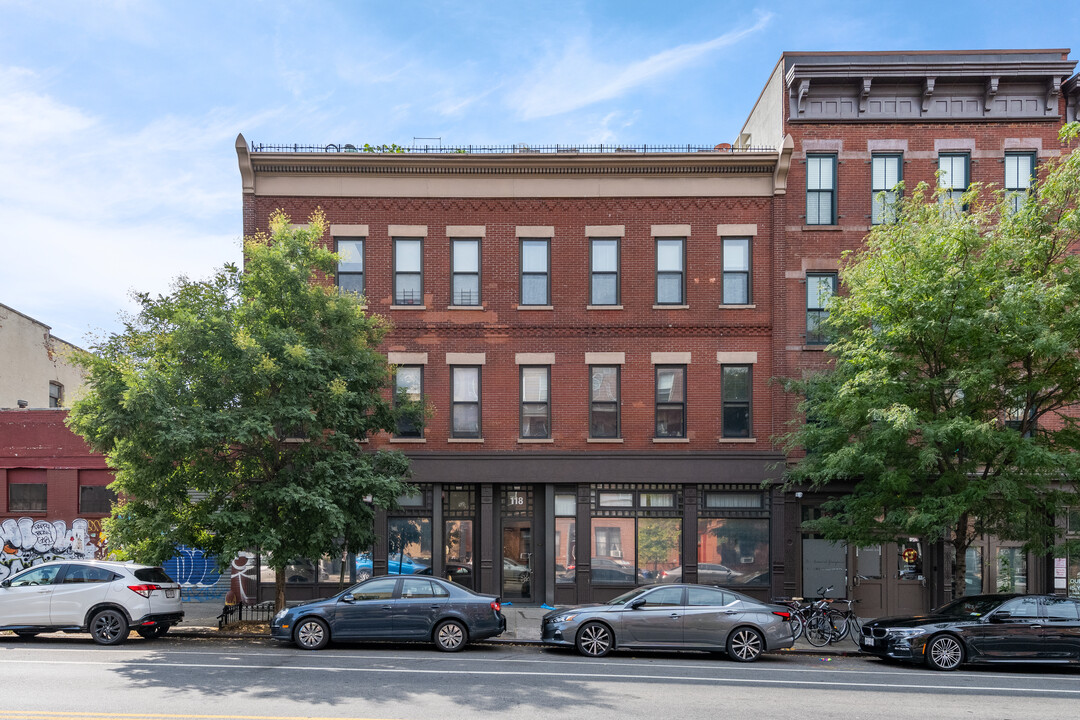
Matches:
[0,636,1077,720]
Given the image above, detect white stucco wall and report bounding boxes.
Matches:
[0,304,87,409]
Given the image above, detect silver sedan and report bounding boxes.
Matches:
[541,583,795,662]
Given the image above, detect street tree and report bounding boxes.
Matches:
[68,209,421,610]
[779,124,1080,596]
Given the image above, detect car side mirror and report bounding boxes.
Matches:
[341,594,356,603]
[0,580,8,588]
[990,611,1012,622]
[628,598,646,609]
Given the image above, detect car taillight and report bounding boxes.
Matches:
[490,600,501,613]
[772,611,791,621]
[127,584,161,598]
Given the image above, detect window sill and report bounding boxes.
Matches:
[516,305,554,311]
[517,438,554,444]
[717,437,757,444]
[586,305,624,311]
[801,225,842,231]
[390,305,427,310]
[802,345,828,352]
[652,437,690,444]
[587,438,624,443]
[653,304,689,310]
[446,305,485,310]
[447,438,485,443]
[388,437,426,444]
[719,304,756,309]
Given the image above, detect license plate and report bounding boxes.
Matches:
[863,637,875,647]
[166,590,176,598]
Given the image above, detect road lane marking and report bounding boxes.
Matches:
[2,647,1073,683]
[0,658,1076,695]
[0,713,399,720]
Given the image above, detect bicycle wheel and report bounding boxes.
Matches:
[847,614,865,646]
[827,610,849,642]
[804,615,833,647]
[790,612,804,641]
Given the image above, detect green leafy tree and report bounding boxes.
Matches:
[68,209,421,610]
[780,125,1080,596]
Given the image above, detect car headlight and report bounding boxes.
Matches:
[886,627,928,638]
[273,609,289,623]
[550,614,578,623]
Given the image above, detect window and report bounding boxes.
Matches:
[688,586,733,606]
[1005,152,1036,214]
[387,517,432,575]
[393,238,423,305]
[806,154,837,225]
[555,492,576,585]
[79,485,116,514]
[806,272,837,345]
[48,381,63,408]
[639,586,684,606]
[721,365,751,438]
[336,237,365,296]
[8,565,60,588]
[62,565,116,584]
[9,483,46,513]
[655,365,686,438]
[444,485,475,589]
[938,153,969,214]
[996,547,1027,593]
[721,238,750,304]
[656,238,685,304]
[520,239,549,306]
[394,366,423,438]
[589,366,620,438]
[697,518,770,587]
[350,577,398,601]
[401,578,437,598]
[590,484,682,585]
[871,154,902,224]
[451,366,481,438]
[590,238,619,305]
[452,239,480,306]
[520,366,550,438]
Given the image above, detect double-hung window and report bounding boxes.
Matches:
[48,381,63,408]
[590,239,619,306]
[721,238,750,305]
[871,154,902,224]
[589,366,620,438]
[655,365,686,438]
[656,238,685,305]
[520,239,550,306]
[806,272,837,345]
[452,239,480,306]
[451,366,481,438]
[938,153,969,215]
[721,365,751,438]
[394,238,423,305]
[806,154,837,225]
[520,366,551,439]
[1005,152,1036,214]
[336,237,365,296]
[394,366,423,438]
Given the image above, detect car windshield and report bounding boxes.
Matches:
[931,596,1007,617]
[606,587,650,605]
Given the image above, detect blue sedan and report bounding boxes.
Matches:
[271,575,505,651]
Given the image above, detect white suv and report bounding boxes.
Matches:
[0,560,184,645]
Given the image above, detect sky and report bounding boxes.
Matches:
[1,0,1078,345]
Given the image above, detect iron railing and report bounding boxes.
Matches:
[249,142,776,155]
[218,601,276,628]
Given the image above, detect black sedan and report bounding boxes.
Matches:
[860,594,1080,670]
[271,575,505,651]
[541,583,795,662]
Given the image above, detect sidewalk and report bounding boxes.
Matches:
[172,603,860,655]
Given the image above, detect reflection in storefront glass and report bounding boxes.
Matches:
[637,518,680,581]
[996,547,1027,593]
[555,517,576,583]
[898,540,923,580]
[318,550,351,585]
[591,517,636,584]
[387,518,432,575]
[697,518,769,586]
[965,547,983,595]
[444,519,473,588]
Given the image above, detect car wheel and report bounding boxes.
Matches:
[576,622,613,658]
[89,609,130,646]
[727,627,764,663]
[356,569,372,582]
[136,625,168,639]
[434,620,468,652]
[925,634,964,671]
[294,617,330,651]
[14,632,39,639]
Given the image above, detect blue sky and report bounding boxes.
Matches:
[1,0,1078,344]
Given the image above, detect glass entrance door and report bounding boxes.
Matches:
[502,519,533,602]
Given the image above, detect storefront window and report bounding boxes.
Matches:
[965,547,983,596]
[855,545,882,580]
[697,518,769,586]
[1068,508,1080,598]
[590,484,682,586]
[591,518,636,584]
[318,550,352,585]
[444,519,473,588]
[898,540,923,580]
[637,518,680,581]
[996,547,1027,594]
[387,517,432,575]
[555,492,576,585]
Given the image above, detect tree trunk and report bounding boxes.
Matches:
[951,513,971,599]
[275,567,286,613]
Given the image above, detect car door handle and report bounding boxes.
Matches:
[669,613,680,620]
[381,605,393,611]
[719,610,738,615]
[430,605,440,609]
[1030,624,1043,629]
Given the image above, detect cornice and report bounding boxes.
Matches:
[786,60,1077,85]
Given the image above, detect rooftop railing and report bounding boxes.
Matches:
[249,142,776,154]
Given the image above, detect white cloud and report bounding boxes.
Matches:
[507,12,774,120]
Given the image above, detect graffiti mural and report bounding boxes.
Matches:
[226,551,257,605]
[161,546,229,603]
[0,517,105,582]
